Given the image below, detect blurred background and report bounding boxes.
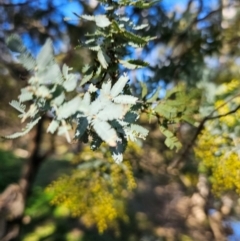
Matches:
[1,0,240,240]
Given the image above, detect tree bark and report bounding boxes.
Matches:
[0,116,48,241]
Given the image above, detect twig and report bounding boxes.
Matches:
[169,93,240,169]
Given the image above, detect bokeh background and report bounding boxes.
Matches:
[1,0,240,240]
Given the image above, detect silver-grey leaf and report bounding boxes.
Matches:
[52,92,65,106]
[4,117,41,139]
[36,39,54,69]
[18,88,33,102]
[110,74,129,97]
[9,100,26,113]
[96,103,123,121]
[57,96,81,119]
[63,74,78,92]
[93,120,117,147]
[47,120,59,134]
[95,15,111,28]
[113,95,137,104]
[97,49,109,69]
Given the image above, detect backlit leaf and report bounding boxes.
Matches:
[110,74,129,97]
[9,100,26,113]
[140,82,148,98]
[4,117,41,139]
[159,126,182,151]
[93,120,117,147]
[114,95,138,104]
[95,15,111,28]
[63,74,78,92]
[147,87,160,103]
[47,120,59,134]
[57,96,81,119]
[97,49,109,69]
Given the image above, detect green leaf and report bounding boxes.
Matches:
[130,0,160,9]
[130,124,149,139]
[110,141,124,164]
[110,74,129,97]
[7,35,36,70]
[93,120,117,147]
[81,72,94,86]
[147,87,160,103]
[165,85,183,99]
[124,111,139,123]
[80,66,94,86]
[91,134,103,151]
[121,29,147,46]
[159,126,182,151]
[154,102,178,119]
[112,20,122,32]
[140,82,148,98]
[119,59,149,69]
[75,117,88,139]
[7,34,25,53]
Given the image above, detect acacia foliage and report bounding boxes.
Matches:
[5,0,199,164]
[47,143,138,233]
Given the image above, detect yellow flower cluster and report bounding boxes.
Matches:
[195,128,240,194]
[46,143,138,233]
[217,79,239,95]
[195,79,240,195]
[215,99,239,127]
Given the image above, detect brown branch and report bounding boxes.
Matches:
[196,8,220,22]
[0,115,54,241]
[169,93,240,169]
[207,105,240,120]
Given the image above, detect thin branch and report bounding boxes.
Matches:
[208,105,240,120]
[169,93,240,169]
[196,8,220,22]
